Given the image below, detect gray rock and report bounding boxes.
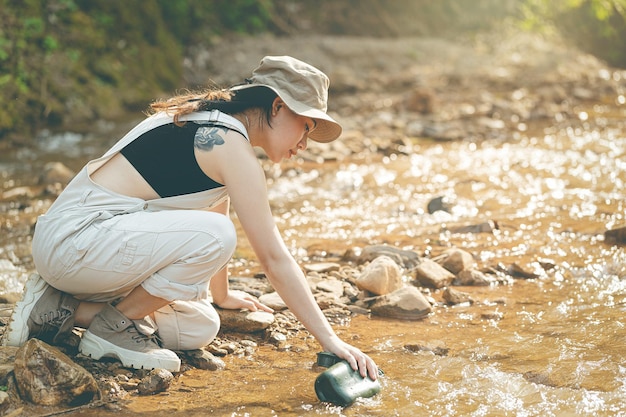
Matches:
[369,286,432,320]
[434,248,475,274]
[258,292,287,311]
[358,245,421,269]
[447,221,498,234]
[185,349,226,371]
[414,259,455,289]
[217,309,275,333]
[13,338,99,406]
[442,287,473,305]
[454,269,495,286]
[316,278,345,297]
[137,368,174,395]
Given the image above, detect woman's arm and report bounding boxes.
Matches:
[207,198,273,313]
[197,131,378,379]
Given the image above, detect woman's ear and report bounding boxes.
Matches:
[272,97,285,115]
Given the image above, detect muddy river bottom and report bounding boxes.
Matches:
[2,114,626,416]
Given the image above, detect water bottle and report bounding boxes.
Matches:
[314,351,383,406]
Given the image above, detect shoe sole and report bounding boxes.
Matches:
[79,330,181,372]
[1,273,49,347]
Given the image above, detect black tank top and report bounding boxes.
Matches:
[120,122,225,198]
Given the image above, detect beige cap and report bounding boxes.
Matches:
[230,56,342,143]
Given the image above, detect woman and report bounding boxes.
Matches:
[3,56,378,380]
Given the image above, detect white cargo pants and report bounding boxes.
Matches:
[32,169,237,351]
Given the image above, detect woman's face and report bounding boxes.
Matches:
[263,98,317,162]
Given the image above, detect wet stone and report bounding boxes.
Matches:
[414,259,455,289]
[258,292,287,311]
[369,286,432,320]
[604,226,626,244]
[217,309,275,333]
[185,349,226,371]
[435,248,476,275]
[442,287,473,305]
[454,269,495,286]
[356,255,403,296]
[13,338,99,406]
[137,368,174,395]
[316,278,345,297]
[358,245,421,269]
[404,341,449,356]
[447,220,498,234]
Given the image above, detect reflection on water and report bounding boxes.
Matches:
[3,109,626,416]
[257,119,626,416]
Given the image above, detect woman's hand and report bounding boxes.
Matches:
[323,336,379,381]
[216,289,274,313]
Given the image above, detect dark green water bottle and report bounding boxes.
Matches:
[314,352,383,407]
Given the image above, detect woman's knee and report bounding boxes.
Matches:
[154,300,220,350]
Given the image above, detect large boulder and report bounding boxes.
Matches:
[14,338,99,406]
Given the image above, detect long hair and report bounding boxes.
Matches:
[148,85,277,127]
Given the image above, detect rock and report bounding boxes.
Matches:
[507,263,542,279]
[414,259,455,289]
[356,256,403,296]
[258,292,287,311]
[0,347,18,386]
[442,287,473,305]
[454,269,494,286]
[184,349,226,371]
[137,368,174,395]
[357,245,421,269]
[434,248,475,274]
[13,339,99,406]
[481,310,504,320]
[447,221,498,234]
[604,226,626,244]
[40,162,75,185]
[304,262,341,273]
[316,278,345,297]
[369,287,432,320]
[217,309,275,333]
[404,341,449,356]
[0,391,10,414]
[427,196,454,214]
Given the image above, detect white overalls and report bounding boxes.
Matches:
[31,110,246,350]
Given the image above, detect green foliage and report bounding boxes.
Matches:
[1,0,624,142]
[0,0,276,139]
[521,0,626,67]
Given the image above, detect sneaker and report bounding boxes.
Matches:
[2,273,79,347]
[79,303,181,372]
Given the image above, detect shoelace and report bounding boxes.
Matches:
[39,308,72,325]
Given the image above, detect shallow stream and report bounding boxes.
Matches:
[1,101,625,416]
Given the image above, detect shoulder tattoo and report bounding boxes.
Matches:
[194,126,227,151]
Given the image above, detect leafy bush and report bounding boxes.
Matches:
[521,0,626,67]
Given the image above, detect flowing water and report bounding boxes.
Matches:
[1,104,626,416]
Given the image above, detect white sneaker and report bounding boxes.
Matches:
[79,303,180,372]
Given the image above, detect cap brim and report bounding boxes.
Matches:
[230,84,342,143]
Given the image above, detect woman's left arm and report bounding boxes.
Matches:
[207,199,273,313]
